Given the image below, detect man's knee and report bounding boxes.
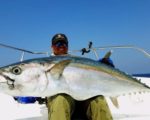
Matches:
[53,95,68,103]
[47,94,75,112]
[47,94,75,120]
[91,96,110,109]
[86,96,113,120]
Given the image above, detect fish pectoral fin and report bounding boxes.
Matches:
[47,60,71,79]
[110,97,119,108]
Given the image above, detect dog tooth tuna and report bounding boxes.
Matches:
[0,55,149,100]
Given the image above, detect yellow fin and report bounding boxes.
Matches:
[104,51,112,59]
[47,60,71,79]
[110,97,119,108]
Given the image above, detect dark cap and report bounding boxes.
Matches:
[52,33,68,45]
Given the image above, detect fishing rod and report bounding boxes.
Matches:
[69,42,150,60]
[0,43,49,61]
[94,45,150,59]
[0,42,150,61]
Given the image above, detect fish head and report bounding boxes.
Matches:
[0,61,48,96]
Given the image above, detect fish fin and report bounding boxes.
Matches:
[47,60,71,79]
[104,50,112,59]
[110,97,119,108]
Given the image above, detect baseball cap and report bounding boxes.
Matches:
[52,33,68,45]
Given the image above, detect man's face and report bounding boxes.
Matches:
[52,41,68,55]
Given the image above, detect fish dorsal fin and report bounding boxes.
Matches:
[104,50,112,59]
[47,60,71,79]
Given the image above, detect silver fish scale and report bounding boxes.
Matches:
[0,55,149,99]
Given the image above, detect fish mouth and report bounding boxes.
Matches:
[0,73,15,90]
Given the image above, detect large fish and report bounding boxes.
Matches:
[0,55,149,100]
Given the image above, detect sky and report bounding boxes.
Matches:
[0,0,150,74]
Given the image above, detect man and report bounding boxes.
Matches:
[47,33,113,120]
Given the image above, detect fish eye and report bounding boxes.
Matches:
[11,67,22,75]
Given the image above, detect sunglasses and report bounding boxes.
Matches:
[54,41,68,47]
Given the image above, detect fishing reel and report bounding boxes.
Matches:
[81,41,93,55]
